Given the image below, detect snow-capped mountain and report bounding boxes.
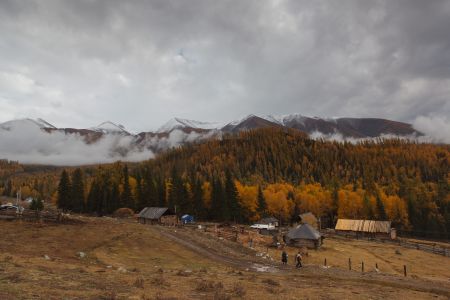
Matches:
[0,118,56,130]
[0,114,424,165]
[90,121,131,135]
[157,117,223,133]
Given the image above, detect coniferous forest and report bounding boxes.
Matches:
[1,128,449,238]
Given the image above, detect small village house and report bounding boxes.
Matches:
[138,207,178,225]
[335,219,395,239]
[284,223,322,249]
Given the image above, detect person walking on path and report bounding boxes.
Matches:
[281,250,288,265]
[295,251,303,268]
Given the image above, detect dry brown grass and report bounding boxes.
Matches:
[0,218,448,299]
[256,235,450,282]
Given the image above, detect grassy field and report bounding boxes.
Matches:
[0,217,449,299]
[260,235,450,283]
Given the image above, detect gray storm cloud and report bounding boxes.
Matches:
[0,0,449,139]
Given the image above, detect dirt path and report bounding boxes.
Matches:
[156,226,450,298]
[157,226,280,272]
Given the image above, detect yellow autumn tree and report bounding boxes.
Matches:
[294,183,332,217]
[202,181,212,208]
[235,180,258,221]
[263,183,295,223]
[337,185,365,219]
[379,190,409,226]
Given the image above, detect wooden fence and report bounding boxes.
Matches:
[393,239,450,257]
[329,232,450,257]
[0,209,63,222]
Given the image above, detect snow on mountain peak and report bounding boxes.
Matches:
[91,121,130,134]
[260,114,309,125]
[0,118,56,130]
[33,118,56,129]
[157,117,222,132]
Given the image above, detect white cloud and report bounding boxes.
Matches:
[0,120,154,165]
[413,115,450,144]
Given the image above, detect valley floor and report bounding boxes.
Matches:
[0,217,449,299]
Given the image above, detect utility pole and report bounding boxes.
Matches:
[16,187,21,212]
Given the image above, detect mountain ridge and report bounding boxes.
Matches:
[0,114,424,165]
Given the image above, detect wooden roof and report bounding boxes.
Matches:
[138,207,174,220]
[286,224,321,240]
[335,219,391,233]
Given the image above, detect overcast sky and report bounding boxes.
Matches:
[0,0,449,133]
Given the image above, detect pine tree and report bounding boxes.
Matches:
[193,179,205,220]
[135,172,145,210]
[120,165,133,208]
[168,168,184,213]
[362,193,374,219]
[256,186,267,217]
[3,180,12,196]
[157,177,166,207]
[57,170,71,212]
[291,203,301,224]
[210,177,225,221]
[87,179,100,214]
[109,182,120,213]
[71,168,85,213]
[225,171,241,223]
[375,193,387,220]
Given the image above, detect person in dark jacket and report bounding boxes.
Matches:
[295,251,303,268]
[281,251,288,265]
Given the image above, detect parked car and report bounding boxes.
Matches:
[0,204,18,211]
[0,204,24,212]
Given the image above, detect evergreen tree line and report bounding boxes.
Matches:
[53,128,449,237]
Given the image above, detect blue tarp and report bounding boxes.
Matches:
[181,214,194,224]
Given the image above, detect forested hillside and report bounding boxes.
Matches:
[2,128,449,238]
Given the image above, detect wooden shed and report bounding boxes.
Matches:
[335,219,393,238]
[138,207,178,225]
[284,224,322,249]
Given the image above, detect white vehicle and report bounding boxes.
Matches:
[250,223,276,230]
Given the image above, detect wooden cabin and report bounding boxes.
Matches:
[335,219,394,239]
[284,224,322,249]
[138,207,178,225]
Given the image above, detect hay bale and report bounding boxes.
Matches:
[113,208,135,218]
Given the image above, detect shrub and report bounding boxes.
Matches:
[262,278,280,286]
[133,277,144,289]
[195,280,216,292]
[113,207,135,218]
[30,198,44,211]
[232,283,246,297]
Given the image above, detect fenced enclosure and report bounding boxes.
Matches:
[0,209,65,222]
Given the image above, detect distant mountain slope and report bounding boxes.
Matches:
[0,114,423,165]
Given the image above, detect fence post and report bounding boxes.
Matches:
[376,263,378,270]
[403,265,407,277]
[348,258,351,270]
[324,258,327,267]
[361,261,364,273]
